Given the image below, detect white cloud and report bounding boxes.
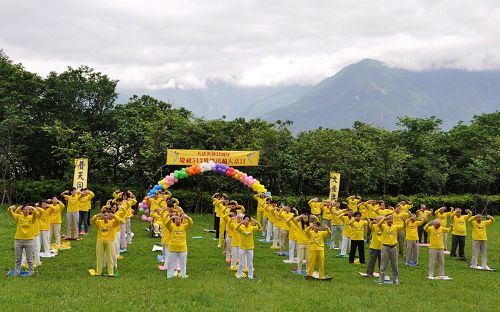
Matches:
[1,0,500,89]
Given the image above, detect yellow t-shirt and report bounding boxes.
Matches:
[417,210,432,221]
[358,202,369,219]
[150,196,166,211]
[341,216,353,238]
[346,196,361,212]
[331,208,346,226]
[290,218,310,245]
[38,208,52,231]
[349,219,368,240]
[254,195,267,212]
[166,217,193,252]
[469,217,494,241]
[279,211,294,230]
[405,219,424,240]
[392,211,409,228]
[306,228,330,250]
[435,209,453,226]
[308,200,323,215]
[79,191,95,211]
[451,212,472,236]
[236,223,261,250]
[425,224,451,249]
[379,222,403,246]
[368,223,382,250]
[64,194,82,213]
[9,209,38,240]
[366,203,380,219]
[400,203,413,214]
[49,202,65,224]
[322,205,334,220]
[94,216,124,241]
[227,219,241,247]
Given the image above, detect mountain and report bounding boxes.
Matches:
[117,81,308,119]
[262,59,500,131]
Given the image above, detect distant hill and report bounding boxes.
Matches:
[262,59,500,131]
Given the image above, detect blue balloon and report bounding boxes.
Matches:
[266,192,272,197]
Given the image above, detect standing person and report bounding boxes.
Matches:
[449,208,472,260]
[38,202,55,257]
[330,202,345,250]
[165,213,193,278]
[321,201,334,248]
[308,198,324,221]
[212,193,221,240]
[61,187,82,240]
[305,221,331,279]
[8,205,39,276]
[392,205,409,257]
[92,212,124,276]
[425,220,452,279]
[346,195,361,213]
[263,198,274,242]
[377,215,403,284]
[278,206,293,256]
[417,205,432,244]
[348,212,368,264]
[339,210,353,257]
[468,214,495,270]
[284,208,299,263]
[366,217,383,277]
[122,191,137,244]
[253,192,267,235]
[48,196,65,248]
[434,207,454,254]
[235,215,261,279]
[405,215,425,265]
[289,214,310,273]
[78,188,95,235]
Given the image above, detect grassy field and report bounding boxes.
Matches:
[1,206,499,311]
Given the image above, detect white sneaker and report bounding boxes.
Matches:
[483,266,493,271]
[428,276,435,280]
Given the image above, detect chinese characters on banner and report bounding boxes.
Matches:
[73,158,88,190]
[166,149,260,166]
[329,172,341,201]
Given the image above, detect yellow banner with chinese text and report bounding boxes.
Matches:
[73,158,89,190]
[329,172,341,201]
[166,149,260,166]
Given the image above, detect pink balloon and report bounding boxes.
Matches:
[147,217,153,222]
[141,215,148,221]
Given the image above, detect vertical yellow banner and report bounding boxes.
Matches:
[73,158,89,190]
[329,172,341,201]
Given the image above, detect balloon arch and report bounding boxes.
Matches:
[138,161,268,217]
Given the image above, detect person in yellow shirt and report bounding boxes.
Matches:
[265,201,280,249]
[122,191,137,245]
[366,217,383,277]
[78,188,95,235]
[424,220,452,279]
[305,221,331,279]
[92,212,125,276]
[151,208,163,238]
[212,193,222,240]
[346,195,361,212]
[392,206,409,257]
[253,193,267,235]
[288,214,310,274]
[165,213,193,278]
[468,214,495,270]
[404,215,425,265]
[217,198,231,248]
[330,202,346,250]
[308,198,324,220]
[278,206,293,256]
[449,208,472,260]
[61,187,82,240]
[348,212,368,264]
[434,207,454,253]
[8,205,39,276]
[48,196,65,248]
[226,212,244,271]
[339,210,353,257]
[235,215,262,279]
[416,205,432,244]
[377,215,403,284]
[38,202,55,257]
[321,201,333,246]
[399,200,413,214]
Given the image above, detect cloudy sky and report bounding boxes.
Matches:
[1,0,500,89]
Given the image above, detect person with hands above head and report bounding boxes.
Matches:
[449,208,472,260]
[366,217,383,277]
[348,212,368,264]
[78,188,95,235]
[235,215,261,279]
[308,197,324,220]
[468,214,495,270]
[377,215,403,284]
[404,214,425,265]
[305,220,331,279]
[48,196,65,248]
[165,213,193,279]
[346,195,362,213]
[288,213,311,273]
[434,206,454,253]
[61,187,82,240]
[417,205,432,244]
[8,205,39,276]
[92,211,125,276]
[424,219,452,280]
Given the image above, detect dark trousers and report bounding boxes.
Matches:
[367,248,381,276]
[418,223,428,243]
[78,211,89,232]
[349,240,365,263]
[86,210,91,228]
[214,214,220,238]
[450,235,466,258]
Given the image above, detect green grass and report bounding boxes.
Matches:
[1,206,499,311]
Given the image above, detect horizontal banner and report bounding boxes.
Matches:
[166,149,260,166]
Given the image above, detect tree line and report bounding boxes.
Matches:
[1,50,499,201]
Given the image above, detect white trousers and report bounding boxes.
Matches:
[167,251,187,278]
[225,236,232,260]
[126,218,132,243]
[66,212,79,239]
[341,236,351,256]
[231,246,240,268]
[237,249,254,278]
[272,227,280,248]
[289,240,298,261]
[50,223,61,246]
[163,245,170,267]
[297,244,309,272]
[40,230,51,254]
[120,223,127,249]
[266,222,274,241]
